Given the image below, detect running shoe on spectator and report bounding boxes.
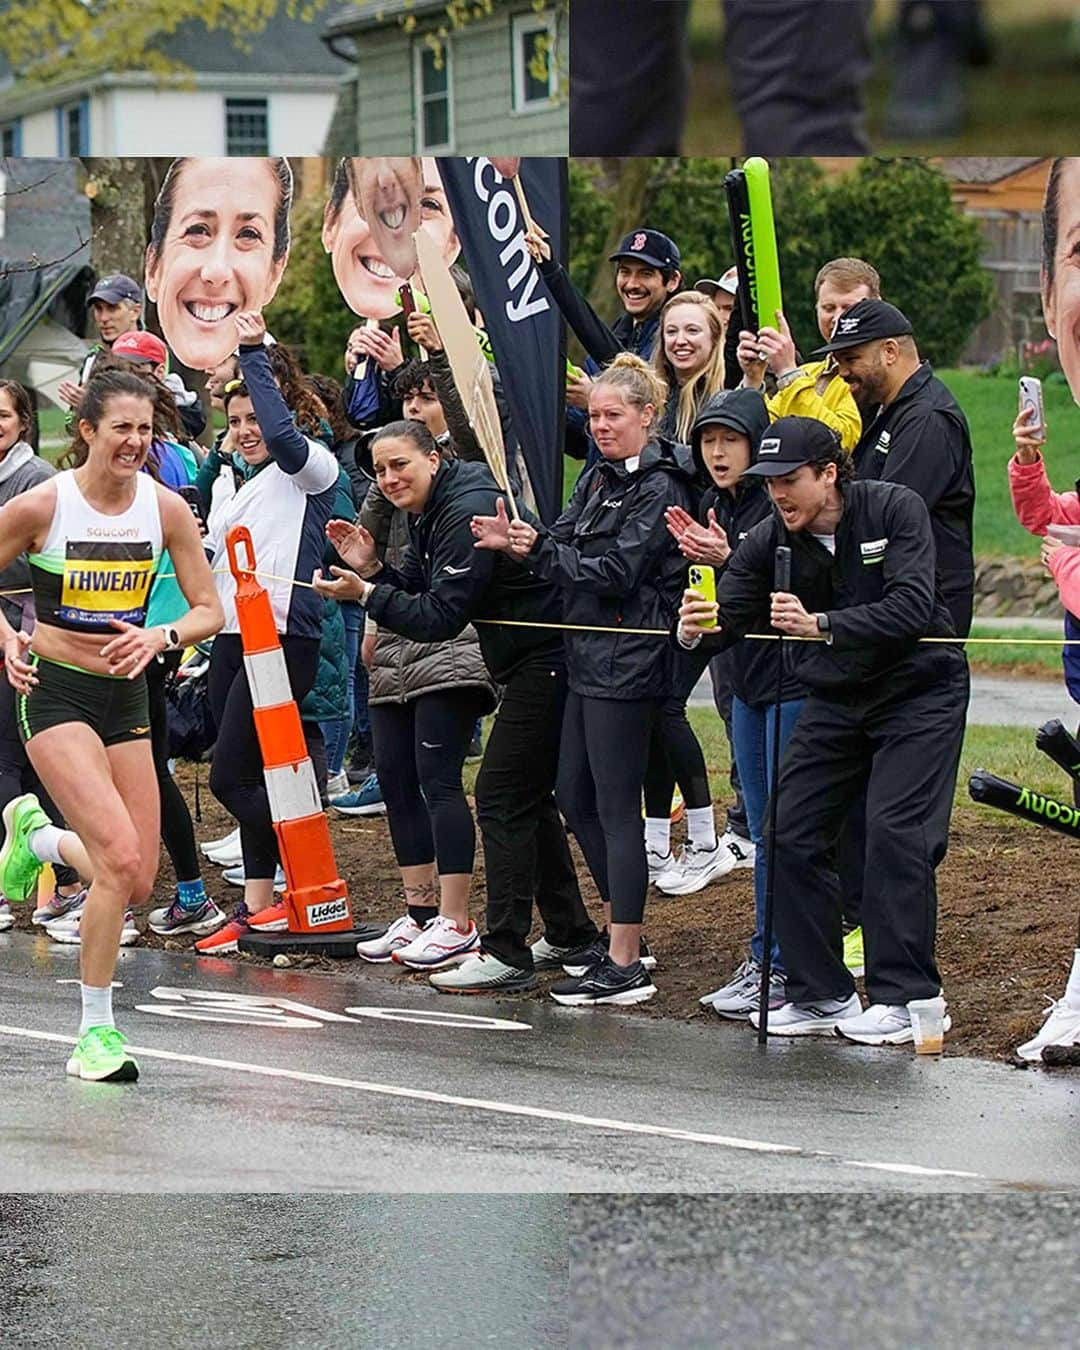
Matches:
[392,914,480,969]
[550,955,656,1006]
[430,951,539,993]
[200,826,242,866]
[32,885,88,927]
[707,960,786,1020]
[1015,999,1080,1063]
[749,992,861,1036]
[0,793,49,903]
[356,913,422,962]
[656,839,736,896]
[700,956,757,1008]
[836,1002,952,1046]
[222,864,286,891]
[47,907,139,947]
[843,925,865,977]
[0,897,13,931]
[331,773,387,817]
[326,769,350,798]
[247,900,289,933]
[562,930,656,977]
[719,831,755,870]
[647,847,674,886]
[194,901,252,954]
[147,894,227,936]
[531,934,603,971]
[66,1025,138,1083]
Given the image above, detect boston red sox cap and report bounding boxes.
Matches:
[609,228,681,272]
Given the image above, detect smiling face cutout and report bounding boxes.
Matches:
[145,157,290,369]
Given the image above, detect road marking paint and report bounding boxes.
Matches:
[342,1006,529,1032]
[0,1023,983,1181]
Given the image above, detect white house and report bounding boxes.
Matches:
[0,7,344,157]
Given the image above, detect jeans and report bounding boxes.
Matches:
[731,694,806,973]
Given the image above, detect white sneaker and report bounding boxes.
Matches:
[392,914,480,969]
[656,839,736,895]
[46,906,139,947]
[0,897,13,931]
[356,913,423,962]
[646,848,673,886]
[836,1002,952,1046]
[1016,998,1080,1062]
[430,952,539,993]
[720,831,755,869]
[750,991,862,1036]
[200,826,240,863]
[326,769,350,798]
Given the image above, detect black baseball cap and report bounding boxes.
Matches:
[742,416,842,477]
[691,389,769,451]
[88,273,142,306]
[812,298,913,355]
[609,228,681,272]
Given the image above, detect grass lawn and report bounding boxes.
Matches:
[687,0,1080,155]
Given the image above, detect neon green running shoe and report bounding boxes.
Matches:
[0,792,50,903]
[843,926,865,979]
[65,1026,139,1083]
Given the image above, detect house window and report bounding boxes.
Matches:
[511,11,557,111]
[0,120,21,156]
[225,98,269,155]
[56,99,89,155]
[413,40,453,153]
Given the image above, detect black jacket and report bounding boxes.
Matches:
[364,457,563,685]
[525,437,696,699]
[854,363,974,636]
[710,478,963,699]
[537,255,661,365]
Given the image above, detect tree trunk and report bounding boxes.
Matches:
[82,158,153,287]
[585,157,657,326]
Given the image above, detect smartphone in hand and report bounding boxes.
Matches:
[1019,376,1046,443]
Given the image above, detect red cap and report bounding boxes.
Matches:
[112,330,167,366]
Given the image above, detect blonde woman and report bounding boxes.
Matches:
[651,290,727,443]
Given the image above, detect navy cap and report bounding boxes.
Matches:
[812,298,913,355]
[742,416,842,477]
[88,273,142,306]
[609,229,681,272]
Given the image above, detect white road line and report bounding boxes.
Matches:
[0,1022,983,1182]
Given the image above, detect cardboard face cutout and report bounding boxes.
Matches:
[323,156,460,321]
[145,157,292,370]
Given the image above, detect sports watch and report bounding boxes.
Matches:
[161,625,183,651]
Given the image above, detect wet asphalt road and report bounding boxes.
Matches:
[0,1194,567,1349]
[0,932,1078,1193]
[569,1193,1080,1349]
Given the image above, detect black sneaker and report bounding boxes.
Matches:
[550,955,656,1007]
[531,933,602,971]
[562,931,657,977]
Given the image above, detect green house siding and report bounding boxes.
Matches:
[353,9,567,154]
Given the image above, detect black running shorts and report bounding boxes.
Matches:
[16,654,151,748]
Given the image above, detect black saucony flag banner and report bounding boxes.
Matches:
[439,158,568,524]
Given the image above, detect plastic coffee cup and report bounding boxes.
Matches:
[908,996,946,1054]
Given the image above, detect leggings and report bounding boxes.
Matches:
[146,651,200,884]
[370,688,487,876]
[643,647,711,818]
[208,632,320,879]
[556,691,660,926]
[0,669,79,889]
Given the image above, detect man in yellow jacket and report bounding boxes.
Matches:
[736,256,880,452]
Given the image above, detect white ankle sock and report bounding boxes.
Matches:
[79,983,114,1035]
[686,806,717,851]
[644,818,669,855]
[1064,948,1080,1008]
[28,824,69,866]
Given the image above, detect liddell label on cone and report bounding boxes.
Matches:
[306,898,350,927]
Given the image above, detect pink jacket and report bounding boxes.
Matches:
[1008,451,1080,614]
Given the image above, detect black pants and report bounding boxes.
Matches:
[769,660,969,1007]
[570,0,872,156]
[643,645,712,818]
[557,691,660,927]
[0,670,79,889]
[208,632,320,880]
[707,650,749,839]
[146,652,200,884]
[371,688,487,876]
[476,660,599,970]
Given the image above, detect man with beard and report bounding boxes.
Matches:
[816,297,975,636]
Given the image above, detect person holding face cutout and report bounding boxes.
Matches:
[145,157,293,373]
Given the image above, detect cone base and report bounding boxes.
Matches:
[238,924,387,959]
